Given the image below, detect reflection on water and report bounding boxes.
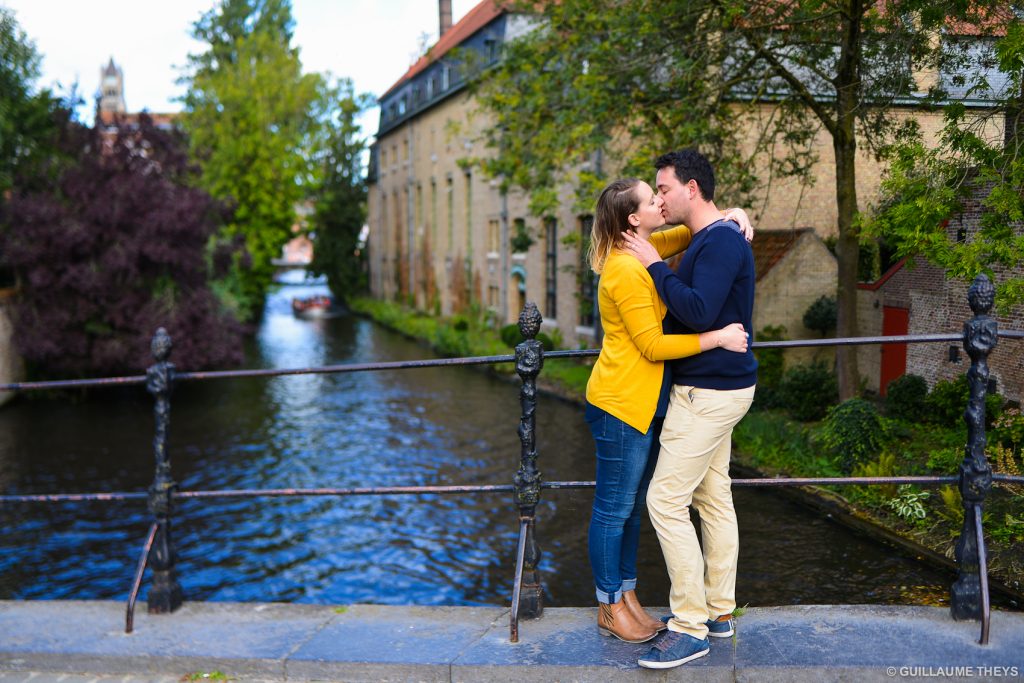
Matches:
[0,274,984,608]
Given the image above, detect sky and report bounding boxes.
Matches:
[1,0,477,141]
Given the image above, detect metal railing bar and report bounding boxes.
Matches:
[5,475,1022,504]
[125,522,158,634]
[975,507,991,645]
[2,330,1021,393]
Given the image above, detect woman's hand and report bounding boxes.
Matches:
[723,208,754,243]
[700,322,748,353]
[621,230,662,267]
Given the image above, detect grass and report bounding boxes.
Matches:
[349,296,593,398]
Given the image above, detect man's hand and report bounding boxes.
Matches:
[621,230,662,267]
[723,207,754,242]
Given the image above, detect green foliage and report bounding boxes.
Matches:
[817,398,888,473]
[937,485,964,526]
[308,79,373,304]
[778,362,839,422]
[925,375,1004,427]
[510,221,535,253]
[500,323,523,347]
[349,296,590,395]
[885,374,928,422]
[886,485,930,521]
[992,408,1024,451]
[865,15,1024,313]
[926,446,963,474]
[851,452,898,502]
[180,0,324,321]
[732,410,839,477]
[752,325,786,409]
[802,296,837,337]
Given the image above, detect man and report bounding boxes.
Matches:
[621,148,757,669]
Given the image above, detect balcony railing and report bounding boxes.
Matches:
[1,274,1022,645]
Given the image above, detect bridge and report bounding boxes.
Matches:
[1,274,1023,680]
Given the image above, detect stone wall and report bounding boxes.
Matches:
[752,229,837,369]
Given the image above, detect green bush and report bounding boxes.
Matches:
[752,325,787,410]
[925,375,1004,427]
[451,315,470,332]
[500,323,523,347]
[803,295,837,336]
[885,374,928,422]
[778,362,838,421]
[499,323,554,351]
[818,398,887,473]
[992,408,1024,450]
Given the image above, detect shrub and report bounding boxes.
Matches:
[499,323,553,351]
[925,375,1004,427]
[818,398,887,473]
[802,295,837,336]
[451,315,470,332]
[886,485,930,521]
[778,362,838,421]
[926,446,963,474]
[500,323,523,348]
[885,374,928,422]
[752,325,786,410]
[992,408,1024,451]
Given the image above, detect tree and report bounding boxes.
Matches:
[1,115,244,378]
[474,0,1002,399]
[307,78,372,303]
[180,0,323,321]
[867,17,1024,313]
[0,8,64,196]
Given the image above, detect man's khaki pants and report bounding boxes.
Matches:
[647,384,755,639]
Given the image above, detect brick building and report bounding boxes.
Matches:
[857,191,1024,402]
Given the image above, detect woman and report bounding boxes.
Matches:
[585,177,750,643]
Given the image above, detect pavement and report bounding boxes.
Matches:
[1,601,1023,682]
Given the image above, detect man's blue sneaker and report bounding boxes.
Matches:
[706,614,735,638]
[637,631,710,669]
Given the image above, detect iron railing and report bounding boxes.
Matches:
[1,273,1023,644]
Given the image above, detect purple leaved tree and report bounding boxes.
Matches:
[2,114,246,378]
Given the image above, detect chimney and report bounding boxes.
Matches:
[439,0,452,37]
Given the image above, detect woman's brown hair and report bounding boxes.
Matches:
[588,178,642,274]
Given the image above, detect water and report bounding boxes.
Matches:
[0,273,969,608]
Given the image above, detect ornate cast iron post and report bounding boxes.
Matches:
[146,328,183,613]
[951,274,996,630]
[511,302,545,636]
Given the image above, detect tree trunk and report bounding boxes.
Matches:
[833,0,863,401]
[834,130,861,400]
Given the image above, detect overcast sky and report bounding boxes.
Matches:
[1,0,476,140]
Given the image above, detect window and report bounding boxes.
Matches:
[441,65,450,90]
[578,215,596,327]
[488,284,500,310]
[545,217,557,319]
[488,219,500,254]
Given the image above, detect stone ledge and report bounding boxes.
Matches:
[1,602,1022,682]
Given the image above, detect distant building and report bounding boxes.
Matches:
[96,58,178,136]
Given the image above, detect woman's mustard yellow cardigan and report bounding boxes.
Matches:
[584,226,700,433]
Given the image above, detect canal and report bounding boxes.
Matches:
[0,273,962,608]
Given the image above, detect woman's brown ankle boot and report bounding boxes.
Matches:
[622,589,667,632]
[597,600,658,643]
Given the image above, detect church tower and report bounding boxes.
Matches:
[99,58,126,117]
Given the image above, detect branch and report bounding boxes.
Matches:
[753,43,838,137]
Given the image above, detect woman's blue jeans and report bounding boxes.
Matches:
[585,403,662,605]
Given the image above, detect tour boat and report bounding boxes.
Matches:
[291,295,339,319]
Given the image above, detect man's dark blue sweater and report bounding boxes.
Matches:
[648,219,758,390]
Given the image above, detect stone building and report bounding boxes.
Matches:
[367,1,599,345]
[366,1,1013,364]
[751,228,837,367]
